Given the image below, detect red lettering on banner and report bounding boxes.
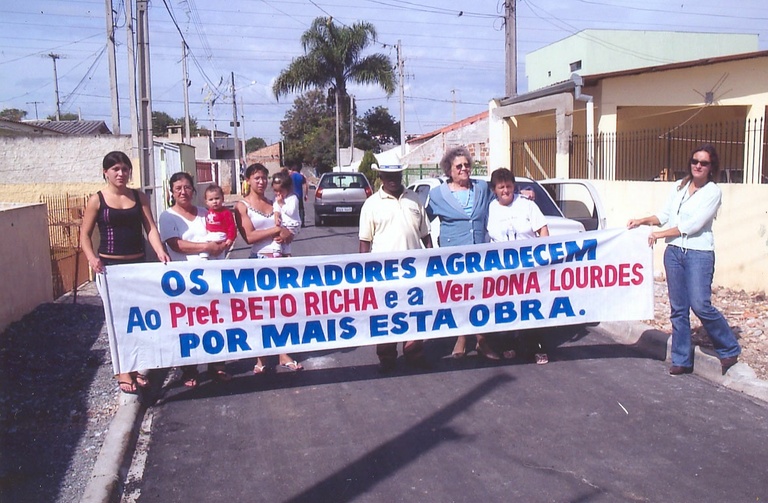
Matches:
[436,280,475,302]
[304,287,378,316]
[229,295,297,322]
[481,273,540,299]
[550,263,644,291]
[169,300,221,328]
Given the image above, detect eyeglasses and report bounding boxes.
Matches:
[690,158,711,167]
[453,163,471,170]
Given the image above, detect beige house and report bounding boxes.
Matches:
[490,50,768,185]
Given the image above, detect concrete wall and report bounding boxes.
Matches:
[0,135,133,202]
[0,203,53,333]
[590,180,768,293]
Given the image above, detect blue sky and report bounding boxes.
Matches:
[1,0,766,144]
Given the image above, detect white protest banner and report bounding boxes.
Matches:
[100,227,653,374]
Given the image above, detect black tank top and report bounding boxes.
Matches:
[96,190,145,256]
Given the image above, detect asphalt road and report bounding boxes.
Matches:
[124,197,768,502]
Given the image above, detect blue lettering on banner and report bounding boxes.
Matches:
[179,328,253,357]
[127,307,161,332]
[161,270,187,297]
[549,297,576,318]
[189,269,208,295]
[401,258,416,278]
[262,317,356,347]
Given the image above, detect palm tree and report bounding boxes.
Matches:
[273,17,396,126]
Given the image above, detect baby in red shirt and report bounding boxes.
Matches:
[201,184,236,259]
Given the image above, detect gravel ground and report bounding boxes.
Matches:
[0,278,765,501]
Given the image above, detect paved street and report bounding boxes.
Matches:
[124,197,768,502]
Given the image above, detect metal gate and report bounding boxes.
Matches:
[41,194,90,300]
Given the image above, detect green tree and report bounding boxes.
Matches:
[0,108,28,121]
[355,106,400,152]
[47,112,78,121]
[280,90,336,173]
[152,111,178,135]
[273,17,395,131]
[246,137,267,152]
[358,150,379,189]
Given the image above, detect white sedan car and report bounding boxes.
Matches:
[406,175,605,246]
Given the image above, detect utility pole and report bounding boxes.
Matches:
[126,0,140,160]
[505,0,517,97]
[136,0,156,211]
[335,89,340,167]
[451,89,456,123]
[349,94,355,163]
[182,42,191,144]
[104,0,120,134]
[240,95,247,163]
[231,72,240,171]
[26,101,43,120]
[47,53,62,120]
[397,40,406,157]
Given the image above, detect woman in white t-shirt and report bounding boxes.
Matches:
[159,172,232,387]
[234,163,303,373]
[487,168,551,365]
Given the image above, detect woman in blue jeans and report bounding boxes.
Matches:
[628,144,740,376]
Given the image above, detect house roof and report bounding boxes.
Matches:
[406,110,489,144]
[24,120,112,135]
[497,49,768,105]
[0,119,64,136]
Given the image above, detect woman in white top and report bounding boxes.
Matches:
[234,163,303,373]
[628,144,741,376]
[159,172,231,387]
[487,168,551,365]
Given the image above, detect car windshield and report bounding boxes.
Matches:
[320,174,366,189]
[514,181,561,217]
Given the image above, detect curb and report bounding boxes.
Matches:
[79,393,144,503]
[598,321,768,404]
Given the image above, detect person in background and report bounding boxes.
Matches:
[234,163,303,373]
[289,164,309,227]
[200,183,236,259]
[159,172,232,387]
[359,163,432,372]
[80,151,171,394]
[487,167,551,365]
[270,172,301,257]
[628,144,741,376]
[426,146,499,360]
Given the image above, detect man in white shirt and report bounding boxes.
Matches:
[359,163,432,372]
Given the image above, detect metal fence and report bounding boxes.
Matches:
[41,194,90,300]
[511,118,767,182]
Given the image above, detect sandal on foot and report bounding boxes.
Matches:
[253,364,268,374]
[535,353,549,365]
[181,369,199,388]
[476,342,501,361]
[135,372,150,388]
[208,364,231,383]
[280,360,303,371]
[118,380,137,394]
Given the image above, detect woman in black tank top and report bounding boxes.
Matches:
[80,151,170,394]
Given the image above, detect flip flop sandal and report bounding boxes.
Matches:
[118,380,138,394]
[253,364,268,374]
[535,353,549,365]
[280,360,303,371]
[135,373,150,388]
[181,369,199,388]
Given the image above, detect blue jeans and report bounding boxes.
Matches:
[664,245,741,367]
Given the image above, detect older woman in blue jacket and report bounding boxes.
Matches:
[427,146,499,360]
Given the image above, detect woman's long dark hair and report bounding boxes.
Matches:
[678,144,720,190]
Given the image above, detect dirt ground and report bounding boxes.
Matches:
[648,279,768,380]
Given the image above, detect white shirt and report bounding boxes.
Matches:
[655,180,721,251]
[487,195,548,242]
[273,194,302,231]
[158,206,223,261]
[359,188,429,252]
